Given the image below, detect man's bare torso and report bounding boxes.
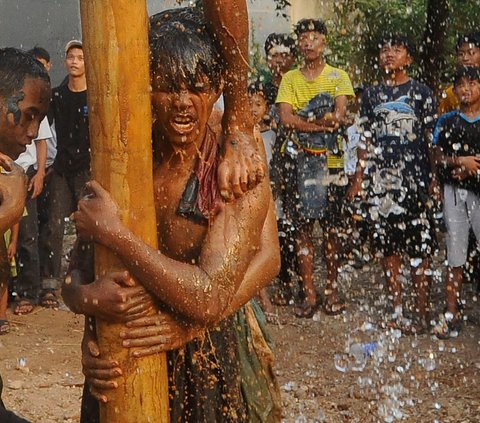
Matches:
[153,160,208,264]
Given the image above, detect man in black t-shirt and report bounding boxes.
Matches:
[348,35,438,333]
[41,40,90,282]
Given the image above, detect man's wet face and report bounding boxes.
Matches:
[151,72,218,149]
[298,31,326,62]
[379,43,412,73]
[457,43,480,67]
[267,49,295,77]
[0,77,51,159]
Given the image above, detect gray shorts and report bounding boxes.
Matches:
[444,184,480,267]
[297,152,328,220]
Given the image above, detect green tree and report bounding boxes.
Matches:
[325,0,480,89]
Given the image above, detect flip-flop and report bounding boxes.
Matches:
[40,291,59,309]
[323,300,346,316]
[432,310,462,339]
[13,298,35,315]
[271,290,291,306]
[0,320,10,335]
[387,316,427,336]
[294,303,316,318]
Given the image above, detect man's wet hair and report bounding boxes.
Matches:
[264,33,297,56]
[27,46,50,63]
[149,8,223,93]
[456,32,480,51]
[454,66,480,85]
[378,33,416,57]
[0,47,50,99]
[294,19,328,37]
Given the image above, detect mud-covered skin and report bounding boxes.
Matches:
[6,92,25,125]
[0,161,27,234]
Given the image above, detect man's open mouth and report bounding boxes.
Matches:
[171,115,196,133]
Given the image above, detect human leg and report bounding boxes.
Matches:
[0,288,8,334]
[37,169,52,281]
[15,185,41,302]
[323,228,345,315]
[411,258,432,320]
[381,253,403,314]
[443,185,471,316]
[41,171,73,279]
[272,219,295,305]
[445,266,463,316]
[0,241,10,331]
[294,220,318,318]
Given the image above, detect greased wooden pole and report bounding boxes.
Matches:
[79,1,169,422]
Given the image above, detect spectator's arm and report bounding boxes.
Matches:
[278,102,333,133]
[28,139,47,199]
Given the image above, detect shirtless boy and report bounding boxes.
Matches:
[0,47,51,423]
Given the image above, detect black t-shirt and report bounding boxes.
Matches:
[51,85,90,175]
[434,110,480,195]
[360,79,436,218]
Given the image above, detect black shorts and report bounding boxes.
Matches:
[370,205,437,258]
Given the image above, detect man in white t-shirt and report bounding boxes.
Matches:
[13,116,55,314]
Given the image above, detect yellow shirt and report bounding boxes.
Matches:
[438,85,459,114]
[276,64,354,168]
[276,64,354,112]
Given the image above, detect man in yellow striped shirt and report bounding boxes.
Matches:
[276,18,354,318]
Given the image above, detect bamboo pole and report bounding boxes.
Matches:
[79,1,169,422]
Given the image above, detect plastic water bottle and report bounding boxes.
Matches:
[349,342,379,371]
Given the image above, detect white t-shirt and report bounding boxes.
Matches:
[46,122,57,168]
[15,117,53,171]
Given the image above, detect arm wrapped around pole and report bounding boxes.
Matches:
[79,1,169,422]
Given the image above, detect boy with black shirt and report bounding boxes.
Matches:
[42,40,90,282]
[433,66,480,338]
[349,34,438,333]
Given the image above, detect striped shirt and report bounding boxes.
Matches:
[276,64,354,112]
[276,63,354,168]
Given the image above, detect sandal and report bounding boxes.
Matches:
[0,320,10,335]
[40,291,59,309]
[13,298,35,315]
[271,290,292,306]
[294,302,318,319]
[323,298,346,316]
[432,310,462,339]
[387,315,427,336]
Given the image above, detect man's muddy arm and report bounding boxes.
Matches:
[203,0,265,198]
[203,0,251,135]
[222,198,279,317]
[119,199,279,357]
[74,179,270,326]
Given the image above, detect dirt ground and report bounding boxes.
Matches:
[1,236,480,422]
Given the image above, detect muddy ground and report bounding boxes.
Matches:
[1,232,480,422]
